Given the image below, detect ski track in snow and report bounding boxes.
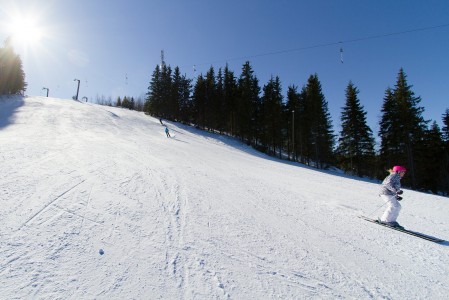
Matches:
[1,96,449,299]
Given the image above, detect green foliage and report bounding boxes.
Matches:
[440,109,449,194]
[144,61,446,193]
[145,64,191,122]
[260,76,283,157]
[415,122,444,193]
[378,68,428,188]
[303,74,335,169]
[442,109,449,143]
[0,38,27,95]
[337,82,375,177]
[236,61,260,144]
[223,64,238,135]
[121,96,134,110]
[192,74,206,128]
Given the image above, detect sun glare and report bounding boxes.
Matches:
[8,15,44,48]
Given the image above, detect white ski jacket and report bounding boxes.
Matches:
[379,173,401,196]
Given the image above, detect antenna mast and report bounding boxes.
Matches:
[160,50,166,70]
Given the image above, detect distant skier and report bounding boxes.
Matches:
[165,127,171,138]
[378,166,406,228]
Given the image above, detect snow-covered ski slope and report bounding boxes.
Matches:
[1,96,448,299]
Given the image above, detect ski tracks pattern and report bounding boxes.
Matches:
[151,168,191,298]
[17,179,86,231]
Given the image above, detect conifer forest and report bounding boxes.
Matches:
[1,38,448,195]
[142,61,449,195]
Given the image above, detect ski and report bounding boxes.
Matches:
[359,216,445,244]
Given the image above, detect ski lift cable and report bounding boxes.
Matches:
[186,22,449,68]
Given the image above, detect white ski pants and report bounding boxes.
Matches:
[380,194,401,223]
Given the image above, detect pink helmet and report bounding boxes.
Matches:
[393,166,407,172]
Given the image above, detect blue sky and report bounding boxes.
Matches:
[1,0,448,139]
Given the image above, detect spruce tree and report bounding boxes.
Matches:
[160,65,173,118]
[379,68,428,188]
[297,86,308,164]
[192,74,207,129]
[441,109,449,194]
[0,38,27,95]
[223,64,238,135]
[237,61,260,144]
[442,109,449,143]
[337,82,375,177]
[122,96,130,109]
[261,76,283,156]
[416,121,444,193]
[145,65,163,116]
[175,70,192,124]
[286,85,301,160]
[396,68,428,187]
[215,68,225,133]
[204,66,217,131]
[171,67,183,121]
[379,87,400,169]
[304,74,335,169]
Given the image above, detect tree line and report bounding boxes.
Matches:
[2,38,447,195]
[144,61,449,195]
[0,38,27,95]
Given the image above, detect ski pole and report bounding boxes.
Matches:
[367,198,389,217]
[367,194,402,218]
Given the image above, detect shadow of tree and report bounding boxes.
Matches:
[0,95,25,129]
[168,120,382,185]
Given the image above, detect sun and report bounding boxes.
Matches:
[7,15,44,48]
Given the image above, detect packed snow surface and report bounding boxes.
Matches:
[1,96,448,299]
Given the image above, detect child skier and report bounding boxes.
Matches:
[379,166,406,228]
[165,127,171,138]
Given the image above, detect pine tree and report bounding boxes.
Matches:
[215,68,225,133]
[379,87,400,169]
[237,61,260,144]
[160,65,173,118]
[122,96,130,109]
[192,74,207,129]
[286,85,301,160]
[145,65,163,116]
[440,109,449,194]
[261,76,283,156]
[337,82,375,177]
[304,74,335,169]
[396,68,428,187]
[174,70,192,124]
[379,68,428,188]
[0,38,27,95]
[442,109,449,143]
[204,66,217,131]
[416,122,444,193]
[171,67,183,121]
[223,64,238,135]
[297,86,308,164]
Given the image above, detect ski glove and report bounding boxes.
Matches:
[396,196,403,201]
[397,190,403,195]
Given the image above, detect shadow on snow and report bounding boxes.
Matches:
[167,120,381,185]
[0,95,25,129]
